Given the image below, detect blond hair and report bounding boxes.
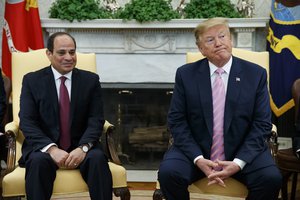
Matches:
[194,18,229,44]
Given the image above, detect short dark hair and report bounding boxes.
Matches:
[47,32,77,52]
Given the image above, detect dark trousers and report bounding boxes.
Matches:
[158,146,282,200]
[0,135,7,162]
[25,147,112,200]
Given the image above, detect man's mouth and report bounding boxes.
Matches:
[62,63,73,66]
[215,48,225,54]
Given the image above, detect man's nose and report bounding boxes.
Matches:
[215,37,222,46]
[64,53,72,60]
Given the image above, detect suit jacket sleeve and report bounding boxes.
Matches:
[0,70,6,130]
[19,72,56,152]
[234,67,272,164]
[293,137,300,158]
[168,65,204,160]
[293,99,300,156]
[75,72,105,146]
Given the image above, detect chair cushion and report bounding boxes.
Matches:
[2,162,127,197]
[276,148,300,172]
[156,177,248,198]
[109,162,128,188]
[188,177,248,197]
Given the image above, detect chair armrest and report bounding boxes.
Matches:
[102,120,122,165]
[4,120,123,173]
[4,121,19,174]
[268,124,278,160]
[5,121,19,136]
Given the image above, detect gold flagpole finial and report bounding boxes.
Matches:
[25,0,38,11]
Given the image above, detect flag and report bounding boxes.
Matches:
[267,0,300,117]
[2,0,44,79]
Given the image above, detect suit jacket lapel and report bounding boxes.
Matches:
[224,57,242,135]
[44,67,59,118]
[197,59,214,136]
[70,69,80,126]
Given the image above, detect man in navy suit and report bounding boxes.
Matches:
[293,137,300,159]
[158,18,282,200]
[0,68,7,163]
[293,98,300,159]
[0,68,6,132]
[19,32,112,200]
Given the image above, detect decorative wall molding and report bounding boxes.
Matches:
[42,18,269,52]
[41,18,269,84]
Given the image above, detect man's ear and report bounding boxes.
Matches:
[230,33,234,46]
[46,49,52,60]
[197,44,205,57]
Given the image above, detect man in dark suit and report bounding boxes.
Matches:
[0,68,6,132]
[19,32,112,200]
[293,137,300,159]
[158,18,282,200]
[293,99,300,159]
[0,68,7,165]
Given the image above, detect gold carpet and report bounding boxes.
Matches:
[48,179,300,200]
[49,190,243,200]
[6,177,300,200]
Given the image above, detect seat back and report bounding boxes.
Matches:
[11,48,96,162]
[186,48,270,83]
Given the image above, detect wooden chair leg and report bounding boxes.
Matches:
[281,171,291,200]
[153,189,164,200]
[291,173,298,200]
[113,187,131,200]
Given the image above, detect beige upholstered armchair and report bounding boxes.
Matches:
[153,48,278,199]
[1,49,130,200]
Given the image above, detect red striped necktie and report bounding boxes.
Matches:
[210,68,225,170]
[59,76,71,150]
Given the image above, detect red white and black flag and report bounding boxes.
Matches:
[2,0,44,79]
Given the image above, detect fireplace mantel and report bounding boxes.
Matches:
[42,18,268,29]
[41,18,269,85]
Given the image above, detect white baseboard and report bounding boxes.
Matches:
[278,137,292,150]
[127,170,157,182]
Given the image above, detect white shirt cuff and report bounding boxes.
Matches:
[233,158,246,170]
[41,143,57,153]
[194,156,246,170]
[193,155,204,164]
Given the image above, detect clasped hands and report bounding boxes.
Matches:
[47,146,86,169]
[196,158,240,187]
